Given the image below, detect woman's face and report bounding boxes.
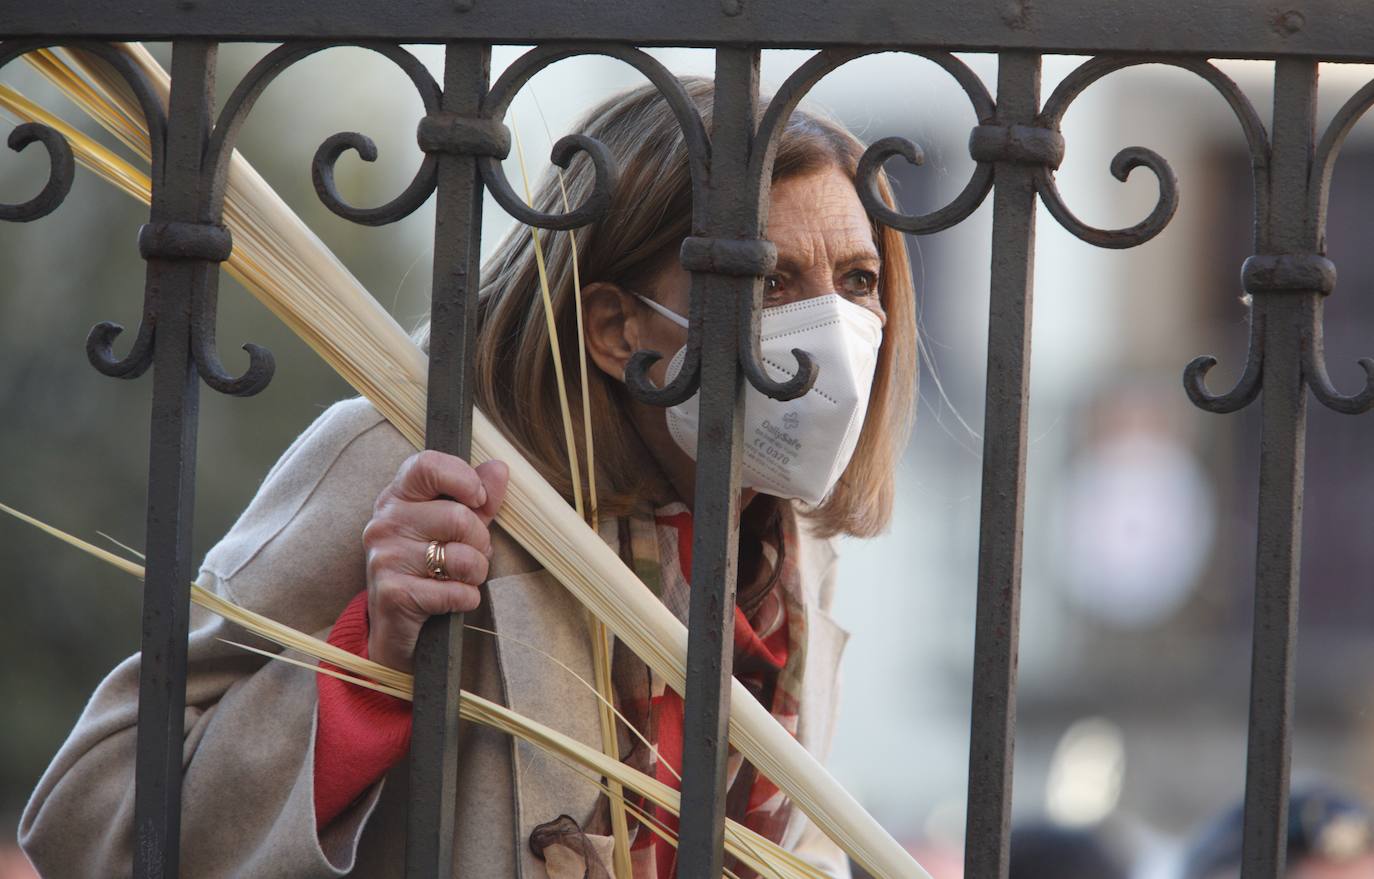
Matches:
[632,164,886,374]
[583,163,883,509]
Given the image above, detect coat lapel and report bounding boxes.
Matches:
[486,562,607,877]
[483,512,852,874]
[780,521,852,851]
[791,521,849,755]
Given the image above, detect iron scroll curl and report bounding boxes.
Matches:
[751,48,998,236]
[1299,76,1374,415]
[1035,57,1270,250]
[478,44,710,232]
[1168,59,1374,416]
[1310,76,1374,250]
[193,42,444,395]
[1304,344,1374,415]
[0,122,74,224]
[475,44,713,407]
[741,49,998,401]
[0,41,169,226]
[1035,57,1273,414]
[1184,319,1266,414]
[0,41,170,381]
[204,41,443,226]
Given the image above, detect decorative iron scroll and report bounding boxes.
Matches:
[40,41,1374,419]
[727,48,995,402]
[0,40,289,395]
[0,41,166,224]
[752,49,998,235]
[503,47,1002,408]
[1298,76,1374,415]
[978,54,1374,418]
[1041,57,1269,414]
[0,121,74,222]
[200,42,439,393]
[0,41,169,382]
[6,41,1013,411]
[469,44,714,407]
[208,42,443,227]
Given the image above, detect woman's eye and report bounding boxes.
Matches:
[762,275,785,298]
[842,269,879,296]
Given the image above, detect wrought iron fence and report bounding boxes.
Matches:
[4,2,1374,877]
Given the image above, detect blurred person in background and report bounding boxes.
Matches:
[1007,821,1131,879]
[1182,786,1374,879]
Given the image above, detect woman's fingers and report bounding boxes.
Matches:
[376,572,482,619]
[472,459,510,525]
[432,540,490,584]
[389,449,488,507]
[364,453,510,672]
[382,500,492,557]
[368,574,482,672]
[365,538,489,583]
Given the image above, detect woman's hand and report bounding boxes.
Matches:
[363,450,510,672]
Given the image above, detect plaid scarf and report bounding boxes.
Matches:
[615,499,808,879]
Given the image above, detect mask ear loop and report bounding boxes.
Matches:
[631,292,689,329]
[623,289,701,406]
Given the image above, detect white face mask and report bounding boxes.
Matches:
[635,292,883,505]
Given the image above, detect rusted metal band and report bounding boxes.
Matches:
[1242,254,1337,295]
[679,236,778,276]
[417,112,511,158]
[137,221,233,262]
[968,123,1065,168]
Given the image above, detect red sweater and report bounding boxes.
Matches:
[313,592,412,830]
[313,512,788,837]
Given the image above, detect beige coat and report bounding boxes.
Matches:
[19,398,853,878]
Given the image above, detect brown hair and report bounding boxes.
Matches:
[417,77,917,538]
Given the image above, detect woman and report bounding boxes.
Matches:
[20,76,915,878]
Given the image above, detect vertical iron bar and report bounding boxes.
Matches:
[131,39,216,879]
[676,46,759,879]
[963,51,1041,879]
[406,42,490,878]
[1239,57,1318,879]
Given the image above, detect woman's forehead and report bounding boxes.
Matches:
[767,169,879,267]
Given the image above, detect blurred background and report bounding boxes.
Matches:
[3,45,1374,877]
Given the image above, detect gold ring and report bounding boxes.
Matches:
[425,539,449,580]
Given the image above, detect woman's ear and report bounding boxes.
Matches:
[581,282,642,383]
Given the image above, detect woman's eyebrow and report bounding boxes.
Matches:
[772,245,880,274]
[833,246,882,268]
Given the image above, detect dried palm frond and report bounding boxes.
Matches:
[3,45,927,879]
[511,114,631,875]
[513,125,585,520]
[0,503,819,879]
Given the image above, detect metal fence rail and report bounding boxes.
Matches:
[4,3,1373,877]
